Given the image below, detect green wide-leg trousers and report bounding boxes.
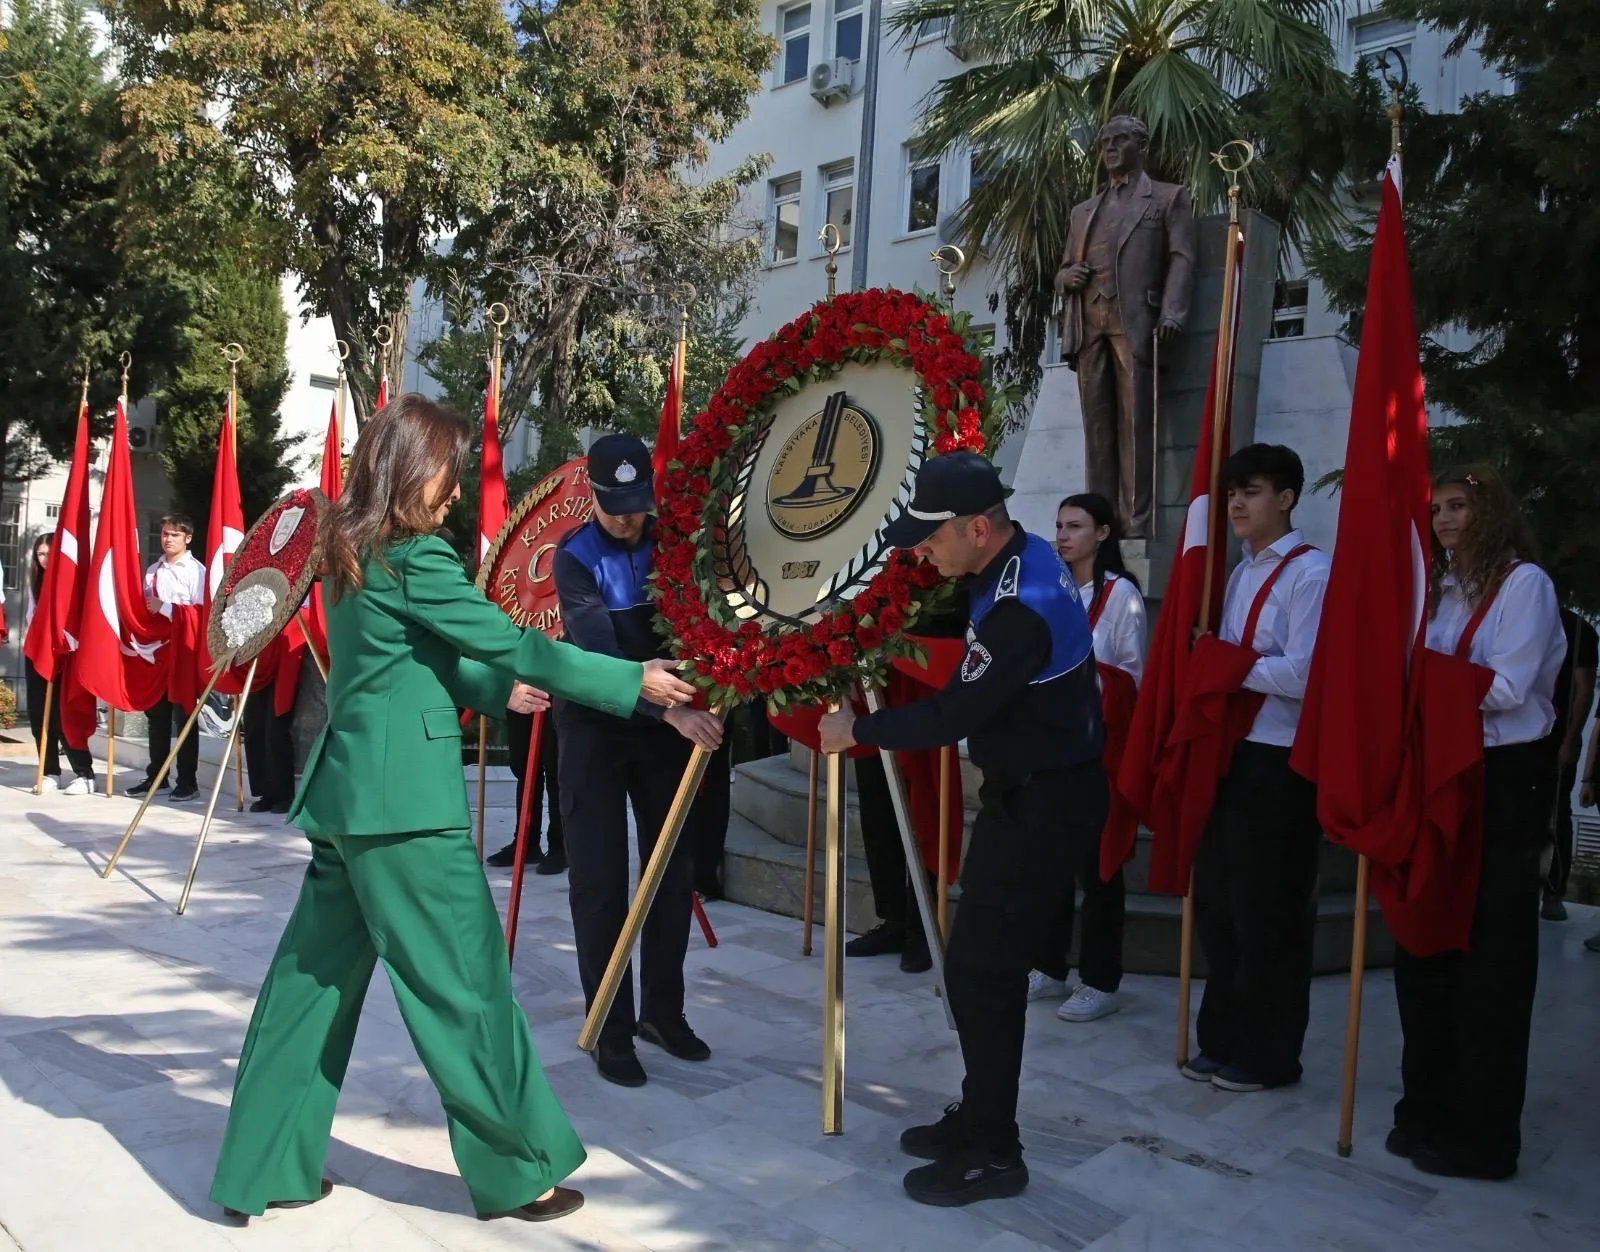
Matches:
[209,827,584,1216]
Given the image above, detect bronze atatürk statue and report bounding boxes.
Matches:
[1056,116,1197,539]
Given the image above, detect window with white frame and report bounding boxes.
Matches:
[770,174,803,263]
[779,3,812,84]
[45,503,61,519]
[820,162,854,249]
[1349,15,1414,79]
[1272,277,1309,339]
[833,0,863,61]
[915,15,950,43]
[904,146,941,234]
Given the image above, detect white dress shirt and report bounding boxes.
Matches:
[1219,528,1331,747]
[1424,563,1566,747]
[144,551,205,618]
[1081,573,1147,685]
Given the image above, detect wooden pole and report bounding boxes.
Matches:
[504,709,545,961]
[936,744,953,939]
[32,680,55,795]
[1338,855,1371,1156]
[233,709,246,810]
[821,701,847,1135]
[105,709,116,797]
[475,715,489,860]
[801,749,820,956]
[179,657,259,914]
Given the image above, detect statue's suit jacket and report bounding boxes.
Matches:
[289,534,642,837]
[1059,172,1197,366]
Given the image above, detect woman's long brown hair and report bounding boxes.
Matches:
[1428,464,1540,613]
[324,393,471,603]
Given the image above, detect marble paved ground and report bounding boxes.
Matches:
[2,754,1600,1251]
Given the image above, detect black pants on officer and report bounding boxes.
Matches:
[507,708,563,859]
[243,689,295,805]
[856,752,910,929]
[1038,865,1125,994]
[559,712,694,1046]
[690,737,732,895]
[1393,739,1551,1174]
[1193,741,1322,1084]
[146,696,199,791]
[946,761,1107,1155]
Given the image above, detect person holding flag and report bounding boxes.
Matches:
[1387,466,1565,1181]
[23,533,96,792]
[128,515,206,801]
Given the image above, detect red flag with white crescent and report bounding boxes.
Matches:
[24,397,92,681]
[478,374,509,566]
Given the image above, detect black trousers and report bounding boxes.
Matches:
[690,738,733,892]
[145,695,199,790]
[1193,741,1322,1084]
[1546,755,1579,897]
[946,761,1107,1154]
[25,659,94,780]
[559,713,694,1046]
[507,709,563,857]
[855,752,909,928]
[242,689,295,803]
[1038,865,1125,993]
[1393,739,1552,1173]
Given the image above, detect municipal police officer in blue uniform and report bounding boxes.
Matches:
[555,434,723,1088]
[819,451,1108,1208]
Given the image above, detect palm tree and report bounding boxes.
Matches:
[889,0,1361,397]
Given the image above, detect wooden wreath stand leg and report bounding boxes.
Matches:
[102,665,228,878]
[801,748,820,956]
[178,657,260,915]
[1176,872,1196,1069]
[577,710,725,1055]
[105,709,116,797]
[1337,855,1372,1157]
[821,701,848,1134]
[505,709,545,962]
[860,687,955,1030]
[233,695,246,811]
[32,679,55,795]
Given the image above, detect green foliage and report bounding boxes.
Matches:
[156,255,293,536]
[1307,0,1600,612]
[887,0,1357,408]
[0,0,188,482]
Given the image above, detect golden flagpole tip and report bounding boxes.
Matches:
[487,302,511,327]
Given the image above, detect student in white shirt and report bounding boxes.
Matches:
[129,514,206,801]
[1185,444,1330,1094]
[1028,492,1146,1022]
[1388,466,1565,1182]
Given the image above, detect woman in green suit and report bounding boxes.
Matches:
[209,395,696,1224]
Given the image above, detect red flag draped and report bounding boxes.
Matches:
[478,374,509,565]
[653,340,683,507]
[24,398,92,682]
[204,392,251,697]
[1117,224,1244,896]
[299,399,343,668]
[1290,159,1469,955]
[76,397,175,711]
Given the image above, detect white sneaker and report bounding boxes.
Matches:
[61,775,94,796]
[1026,970,1069,1002]
[36,775,60,792]
[1057,984,1119,1022]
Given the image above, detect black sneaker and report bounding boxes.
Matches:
[1410,1145,1516,1181]
[486,841,537,869]
[534,849,568,876]
[637,1016,711,1062]
[903,1147,1029,1207]
[845,921,905,958]
[900,924,933,974]
[900,1102,972,1160]
[1385,1127,1422,1159]
[170,784,200,802]
[128,777,166,798]
[249,797,275,813]
[594,1039,647,1087]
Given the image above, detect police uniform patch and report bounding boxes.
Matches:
[961,642,993,683]
[995,555,1021,601]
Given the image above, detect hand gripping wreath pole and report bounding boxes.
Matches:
[861,686,955,1030]
[102,661,231,878]
[577,705,726,1054]
[178,655,260,914]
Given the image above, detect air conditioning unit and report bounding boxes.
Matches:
[809,58,855,105]
[126,397,160,453]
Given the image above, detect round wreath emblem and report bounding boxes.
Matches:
[653,288,1010,712]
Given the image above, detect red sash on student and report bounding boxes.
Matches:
[1089,578,1142,881]
[1145,545,1313,896]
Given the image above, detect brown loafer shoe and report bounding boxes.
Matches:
[478,1185,585,1222]
[222,1177,334,1221]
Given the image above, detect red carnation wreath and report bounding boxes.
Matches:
[653,288,1010,711]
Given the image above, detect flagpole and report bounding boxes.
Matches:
[106,352,134,799]
[1178,146,1250,1070]
[334,339,349,448]
[32,681,55,796]
[475,306,508,862]
[224,343,248,812]
[1337,74,1407,1159]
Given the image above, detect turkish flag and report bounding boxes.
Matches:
[76,396,174,711]
[375,376,390,412]
[478,370,509,565]
[204,392,251,696]
[299,399,343,668]
[24,397,93,682]
[653,338,683,507]
[1290,159,1465,955]
[1118,221,1244,896]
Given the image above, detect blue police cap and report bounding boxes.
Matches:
[587,433,655,515]
[883,451,1010,548]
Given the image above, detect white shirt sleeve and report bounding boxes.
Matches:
[1243,566,1329,699]
[1107,580,1147,685]
[1480,565,1562,713]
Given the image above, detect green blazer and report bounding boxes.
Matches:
[289,535,643,837]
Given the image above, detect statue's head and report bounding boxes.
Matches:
[1098,116,1149,179]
